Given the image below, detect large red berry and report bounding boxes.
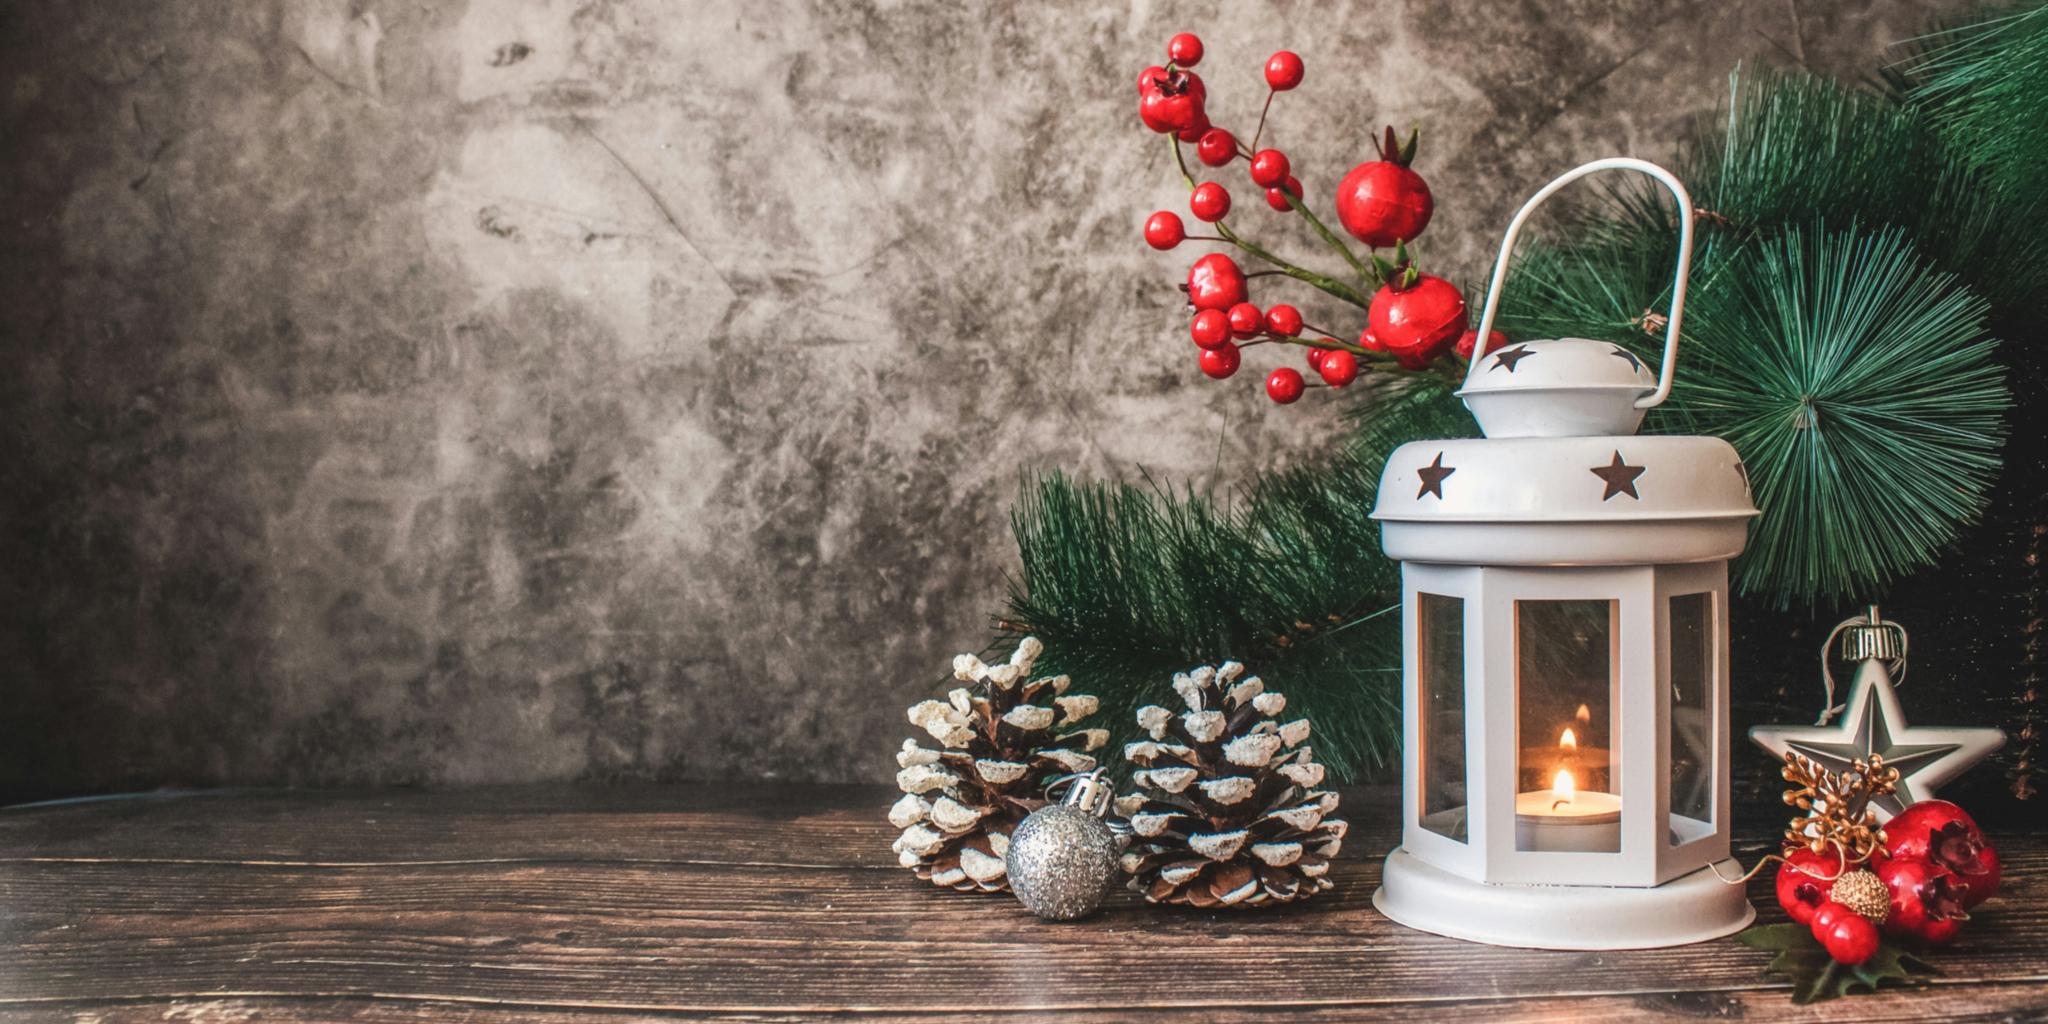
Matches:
[1369,273,1467,362]
[1144,211,1186,250]
[1185,253,1247,311]
[1176,109,1212,143]
[1265,175,1303,212]
[1317,349,1358,387]
[1249,149,1291,189]
[1263,304,1302,337]
[1774,848,1841,926]
[1199,342,1241,379]
[1196,128,1238,167]
[1885,800,2000,908]
[1190,182,1231,222]
[1306,348,1328,372]
[1137,65,1165,93]
[1335,127,1433,247]
[1167,32,1204,67]
[1358,328,1386,352]
[1190,308,1231,349]
[1264,51,1304,91]
[1266,367,1305,404]
[1876,856,1970,944]
[1454,328,1509,361]
[1226,302,1263,339]
[1811,903,1881,965]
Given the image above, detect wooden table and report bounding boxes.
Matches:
[1,785,2042,1021]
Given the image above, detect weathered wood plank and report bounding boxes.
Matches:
[3,855,2043,1011]
[2,983,2047,1024]
[0,785,2041,1021]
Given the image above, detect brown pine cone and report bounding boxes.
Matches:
[889,637,1108,892]
[1116,661,1346,908]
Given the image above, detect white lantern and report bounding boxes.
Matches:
[1368,158,1760,949]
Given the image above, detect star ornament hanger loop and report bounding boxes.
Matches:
[1751,655,2004,822]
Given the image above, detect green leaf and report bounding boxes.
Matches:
[1736,924,1940,1003]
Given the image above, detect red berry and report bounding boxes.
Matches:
[1264,51,1304,91]
[1137,65,1165,93]
[1317,349,1358,387]
[1176,110,1212,143]
[1167,32,1204,67]
[1369,274,1468,363]
[1335,128,1433,247]
[1266,367,1305,404]
[1190,182,1232,222]
[1199,341,1241,379]
[1454,328,1510,361]
[1265,175,1302,212]
[1144,211,1186,251]
[1263,304,1303,337]
[1812,903,1881,966]
[1190,309,1231,349]
[1357,328,1387,352]
[1226,302,1263,339]
[1885,800,2000,908]
[1306,348,1327,372]
[1249,149,1290,189]
[1774,849,1841,926]
[1185,253,1247,312]
[1875,856,1970,944]
[1196,128,1238,167]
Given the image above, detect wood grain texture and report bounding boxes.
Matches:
[1,784,2043,1022]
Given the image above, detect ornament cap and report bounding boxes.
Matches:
[1838,605,1905,663]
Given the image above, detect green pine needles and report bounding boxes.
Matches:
[1003,380,1472,779]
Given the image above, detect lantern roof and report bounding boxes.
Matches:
[1371,431,1757,565]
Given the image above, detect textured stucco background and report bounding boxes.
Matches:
[0,0,1972,795]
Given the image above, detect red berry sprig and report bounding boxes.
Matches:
[1135,32,1480,405]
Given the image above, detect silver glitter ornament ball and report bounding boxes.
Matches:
[1006,803,1120,920]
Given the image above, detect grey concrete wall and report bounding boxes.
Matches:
[0,0,1965,793]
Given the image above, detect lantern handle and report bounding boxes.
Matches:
[1464,157,1694,410]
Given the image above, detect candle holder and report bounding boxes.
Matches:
[1368,158,1758,949]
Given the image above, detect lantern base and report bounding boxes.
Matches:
[1373,846,1754,949]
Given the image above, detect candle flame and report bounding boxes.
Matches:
[1575,703,1592,725]
[1559,727,1578,751]
[1553,768,1576,800]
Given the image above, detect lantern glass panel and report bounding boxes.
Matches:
[1668,591,1714,843]
[1418,592,1468,842]
[1514,599,1620,854]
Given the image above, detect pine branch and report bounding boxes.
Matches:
[1000,378,1473,780]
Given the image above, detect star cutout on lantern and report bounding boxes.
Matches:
[1590,450,1644,501]
[1490,345,1536,373]
[1415,452,1455,500]
[1609,345,1644,372]
[1750,660,2004,821]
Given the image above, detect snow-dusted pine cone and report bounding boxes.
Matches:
[889,637,1108,892]
[1116,661,1346,908]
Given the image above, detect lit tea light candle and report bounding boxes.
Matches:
[1514,729,1622,852]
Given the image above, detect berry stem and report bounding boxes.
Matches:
[1170,135,1371,308]
[1252,90,1275,151]
[1282,189,1379,289]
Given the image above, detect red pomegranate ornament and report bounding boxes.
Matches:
[1138,67,1206,134]
[1875,855,1970,945]
[1454,327,1509,361]
[1184,253,1247,312]
[1368,264,1466,366]
[1884,800,2001,908]
[1773,848,1842,926]
[1335,126,1434,248]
